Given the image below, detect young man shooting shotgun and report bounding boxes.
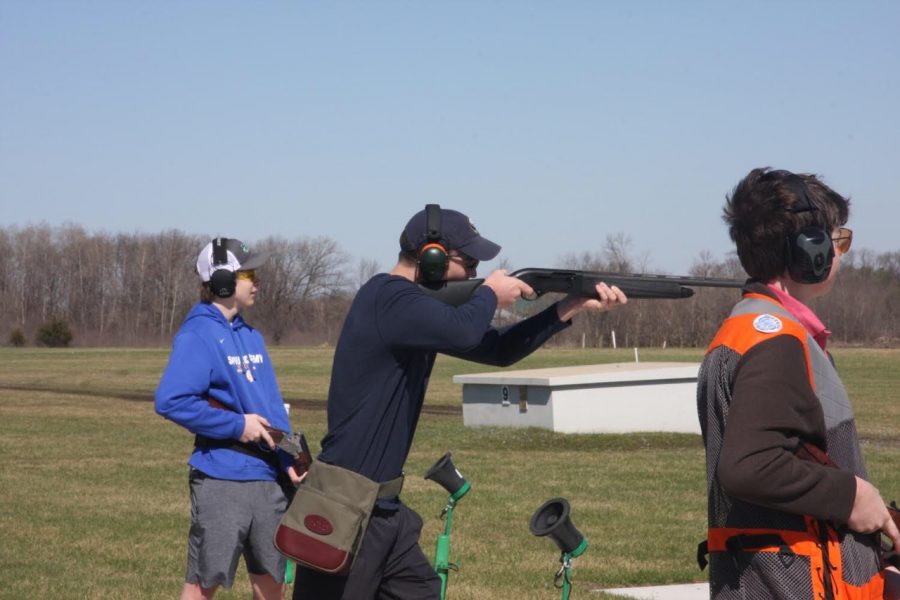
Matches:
[697,168,900,599]
[286,205,627,599]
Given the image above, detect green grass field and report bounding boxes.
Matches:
[1,347,899,599]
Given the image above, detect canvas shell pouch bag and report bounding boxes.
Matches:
[275,460,387,575]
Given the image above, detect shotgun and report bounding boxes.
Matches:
[797,442,900,566]
[419,267,745,307]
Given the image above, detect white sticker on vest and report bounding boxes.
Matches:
[753,314,783,333]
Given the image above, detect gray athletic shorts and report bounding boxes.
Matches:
[185,468,288,589]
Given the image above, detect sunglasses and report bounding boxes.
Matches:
[832,227,853,255]
[449,253,479,270]
[236,269,258,283]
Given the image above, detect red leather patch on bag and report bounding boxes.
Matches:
[304,514,334,536]
[275,526,351,574]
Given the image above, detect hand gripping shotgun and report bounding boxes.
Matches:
[796,441,900,567]
[204,396,313,484]
[265,427,313,478]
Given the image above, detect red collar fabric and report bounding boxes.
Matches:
[766,283,831,350]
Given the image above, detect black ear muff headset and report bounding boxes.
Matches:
[775,171,834,284]
[208,237,237,298]
[417,204,450,283]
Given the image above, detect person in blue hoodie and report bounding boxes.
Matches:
[156,237,302,600]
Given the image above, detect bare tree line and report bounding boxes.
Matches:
[0,225,353,346]
[0,225,896,347]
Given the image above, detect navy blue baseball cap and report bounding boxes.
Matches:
[401,207,501,261]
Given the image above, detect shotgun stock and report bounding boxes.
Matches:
[418,268,745,307]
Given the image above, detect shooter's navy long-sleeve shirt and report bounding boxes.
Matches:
[318,274,569,506]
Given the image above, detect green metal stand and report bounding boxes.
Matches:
[434,481,471,600]
[285,559,295,585]
[555,538,588,600]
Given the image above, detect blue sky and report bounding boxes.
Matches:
[2,1,898,274]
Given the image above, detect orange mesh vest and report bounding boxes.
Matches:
[697,293,883,600]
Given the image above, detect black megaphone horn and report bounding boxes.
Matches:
[529,497,587,558]
[424,452,470,501]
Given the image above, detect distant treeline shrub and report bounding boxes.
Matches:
[8,328,26,347]
[36,318,74,348]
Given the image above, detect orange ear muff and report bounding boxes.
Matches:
[418,242,449,283]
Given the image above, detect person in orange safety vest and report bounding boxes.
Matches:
[697,167,900,599]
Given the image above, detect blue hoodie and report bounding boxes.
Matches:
[155,302,291,481]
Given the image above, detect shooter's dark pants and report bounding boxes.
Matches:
[291,503,441,600]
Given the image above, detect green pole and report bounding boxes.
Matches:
[558,538,587,600]
[284,559,295,585]
[433,481,471,600]
[434,507,452,599]
[559,556,572,600]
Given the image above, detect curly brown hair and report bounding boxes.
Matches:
[724,167,850,281]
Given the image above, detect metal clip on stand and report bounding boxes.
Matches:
[425,452,471,600]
